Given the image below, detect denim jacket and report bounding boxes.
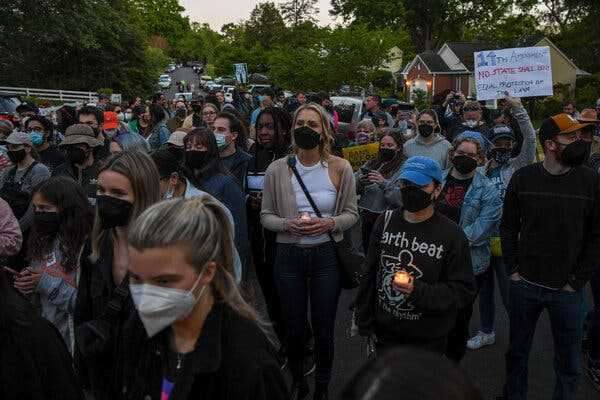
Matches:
[147,121,170,151]
[442,168,502,275]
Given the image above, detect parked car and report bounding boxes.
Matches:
[158,74,172,89]
[199,75,213,86]
[223,85,235,103]
[0,94,21,124]
[331,96,365,137]
[248,84,271,96]
[174,92,193,102]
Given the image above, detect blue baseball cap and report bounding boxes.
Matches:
[455,130,491,153]
[399,156,443,186]
[488,124,515,143]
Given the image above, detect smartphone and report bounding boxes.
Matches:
[360,167,373,175]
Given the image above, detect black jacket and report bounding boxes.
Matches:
[120,302,288,400]
[74,238,135,400]
[52,160,100,202]
[0,273,84,400]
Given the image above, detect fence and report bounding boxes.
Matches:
[0,86,121,104]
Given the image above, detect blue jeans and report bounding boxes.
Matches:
[590,266,600,360]
[503,279,585,400]
[478,255,510,334]
[274,242,342,385]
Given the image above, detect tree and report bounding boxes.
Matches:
[244,2,287,50]
[279,0,319,27]
[0,0,168,98]
[330,0,513,52]
[268,24,397,91]
[129,0,191,57]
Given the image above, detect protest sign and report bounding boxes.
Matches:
[233,63,248,84]
[342,143,380,171]
[474,46,553,101]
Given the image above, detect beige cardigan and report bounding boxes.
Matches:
[260,155,359,243]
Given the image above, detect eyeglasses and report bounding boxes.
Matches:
[455,151,478,158]
[462,107,481,112]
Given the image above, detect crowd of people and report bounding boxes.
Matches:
[0,83,600,400]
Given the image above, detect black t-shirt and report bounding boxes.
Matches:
[436,174,473,224]
[355,209,476,340]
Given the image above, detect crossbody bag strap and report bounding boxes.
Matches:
[287,156,335,242]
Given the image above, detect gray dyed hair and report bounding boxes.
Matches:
[128,196,260,323]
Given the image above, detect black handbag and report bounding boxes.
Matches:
[287,156,364,289]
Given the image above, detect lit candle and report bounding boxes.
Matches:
[394,271,411,286]
[299,212,311,221]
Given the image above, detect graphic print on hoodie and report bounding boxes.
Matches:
[355,209,476,340]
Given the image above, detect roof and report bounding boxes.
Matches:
[514,34,546,48]
[418,51,454,73]
[443,42,495,71]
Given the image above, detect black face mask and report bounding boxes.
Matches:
[452,154,478,174]
[96,195,133,229]
[489,147,512,165]
[7,149,26,163]
[401,185,433,212]
[294,126,321,150]
[167,146,184,160]
[66,146,88,165]
[418,124,434,138]
[379,148,396,162]
[557,139,590,167]
[176,108,187,119]
[185,150,210,170]
[33,211,61,236]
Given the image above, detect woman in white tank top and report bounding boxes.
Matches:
[261,104,359,400]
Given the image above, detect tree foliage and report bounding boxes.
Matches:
[330,0,512,52]
[0,0,163,98]
[279,0,319,27]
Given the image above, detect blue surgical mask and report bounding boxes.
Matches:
[30,130,44,146]
[258,95,265,102]
[214,133,228,151]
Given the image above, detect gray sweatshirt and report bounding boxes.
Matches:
[403,134,452,169]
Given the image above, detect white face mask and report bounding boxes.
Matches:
[130,273,207,338]
[464,119,478,128]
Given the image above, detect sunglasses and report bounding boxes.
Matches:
[463,107,481,112]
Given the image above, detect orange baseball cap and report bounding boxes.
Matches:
[538,113,592,143]
[578,109,599,123]
[103,111,118,130]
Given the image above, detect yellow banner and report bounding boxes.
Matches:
[342,143,380,171]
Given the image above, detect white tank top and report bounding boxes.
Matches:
[291,156,338,244]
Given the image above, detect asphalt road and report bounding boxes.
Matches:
[162,67,201,99]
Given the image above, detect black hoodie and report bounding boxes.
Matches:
[355,209,476,340]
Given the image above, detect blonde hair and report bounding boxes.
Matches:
[357,119,376,132]
[91,151,161,258]
[291,103,334,161]
[128,196,259,322]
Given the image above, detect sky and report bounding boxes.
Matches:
[179,0,338,32]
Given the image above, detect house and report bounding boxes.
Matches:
[402,42,492,101]
[402,38,588,101]
[382,46,404,75]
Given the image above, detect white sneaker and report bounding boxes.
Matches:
[467,331,496,350]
